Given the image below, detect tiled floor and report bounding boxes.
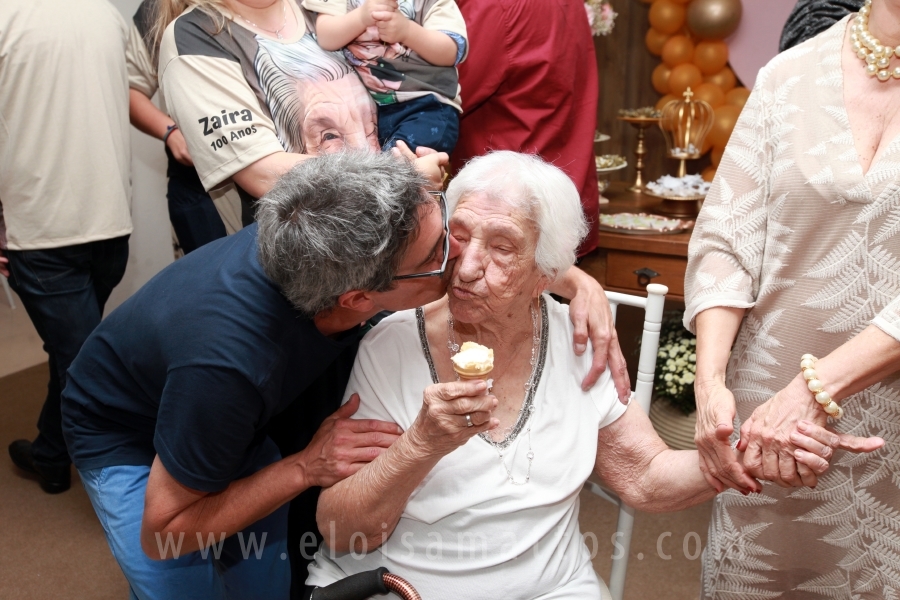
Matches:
[0,286,47,379]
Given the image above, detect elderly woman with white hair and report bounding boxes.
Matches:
[304,152,872,599]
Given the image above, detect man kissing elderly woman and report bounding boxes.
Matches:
[304,151,883,599]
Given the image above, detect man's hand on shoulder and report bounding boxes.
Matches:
[297,394,402,488]
[550,266,631,400]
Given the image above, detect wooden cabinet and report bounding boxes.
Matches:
[579,182,693,303]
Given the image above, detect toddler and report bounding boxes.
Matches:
[303,0,467,153]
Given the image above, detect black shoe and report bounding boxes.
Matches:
[8,439,71,494]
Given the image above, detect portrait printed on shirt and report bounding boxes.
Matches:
[166,6,379,160]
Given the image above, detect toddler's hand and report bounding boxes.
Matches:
[371,9,409,44]
[359,0,397,27]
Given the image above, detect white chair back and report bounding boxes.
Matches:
[585,283,667,600]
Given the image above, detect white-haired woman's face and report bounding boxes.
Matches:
[448,193,548,324]
[295,77,379,155]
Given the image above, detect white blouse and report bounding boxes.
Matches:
[306,295,627,599]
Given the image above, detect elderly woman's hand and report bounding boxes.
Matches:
[694,377,761,494]
[407,380,498,457]
[775,419,885,487]
[738,375,884,487]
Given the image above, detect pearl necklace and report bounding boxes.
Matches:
[447,300,541,485]
[237,0,289,40]
[852,0,900,81]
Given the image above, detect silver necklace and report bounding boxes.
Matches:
[238,0,289,40]
[447,299,540,484]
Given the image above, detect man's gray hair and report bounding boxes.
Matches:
[446,151,588,281]
[256,152,430,314]
[255,34,354,153]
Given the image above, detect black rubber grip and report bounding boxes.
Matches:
[310,567,391,600]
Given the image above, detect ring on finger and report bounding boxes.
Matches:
[465,414,473,428]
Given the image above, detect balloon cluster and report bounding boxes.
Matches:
[641,0,748,182]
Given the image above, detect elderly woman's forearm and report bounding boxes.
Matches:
[317,433,441,552]
[633,450,718,512]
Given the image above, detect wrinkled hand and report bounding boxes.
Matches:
[407,380,498,457]
[165,128,194,167]
[781,419,885,487]
[371,8,410,45]
[565,271,629,397]
[737,375,828,488]
[299,394,402,488]
[694,378,760,493]
[0,251,8,278]
[359,0,397,27]
[392,140,448,188]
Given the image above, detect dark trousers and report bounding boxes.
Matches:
[166,149,226,254]
[378,94,460,154]
[6,235,129,466]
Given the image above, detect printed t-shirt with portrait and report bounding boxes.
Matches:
[302,0,467,110]
[158,2,379,203]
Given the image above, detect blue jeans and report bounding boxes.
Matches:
[166,148,227,254]
[79,439,290,600]
[378,94,460,154]
[6,236,129,466]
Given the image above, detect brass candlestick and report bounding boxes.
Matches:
[617,116,660,192]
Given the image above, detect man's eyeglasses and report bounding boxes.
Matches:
[392,191,450,280]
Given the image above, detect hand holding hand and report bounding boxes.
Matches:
[371,8,410,45]
[359,0,397,27]
[165,128,194,167]
[780,419,884,487]
[694,378,760,493]
[298,394,403,488]
[738,375,828,487]
[407,380,498,457]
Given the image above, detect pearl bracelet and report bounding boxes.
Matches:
[800,354,843,419]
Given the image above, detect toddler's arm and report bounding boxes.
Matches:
[372,10,458,66]
[315,0,398,51]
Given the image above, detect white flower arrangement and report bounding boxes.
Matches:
[585,0,617,37]
[654,318,697,415]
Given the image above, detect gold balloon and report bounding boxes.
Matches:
[687,0,743,40]
[707,104,741,148]
[652,63,673,94]
[711,145,725,166]
[662,35,695,67]
[725,86,750,108]
[693,82,725,108]
[649,0,687,36]
[645,28,671,56]
[656,93,677,110]
[703,66,737,92]
[701,166,717,182]
[668,63,703,97]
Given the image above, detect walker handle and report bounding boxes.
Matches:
[310,567,391,600]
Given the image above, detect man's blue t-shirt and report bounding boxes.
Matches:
[61,224,361,492]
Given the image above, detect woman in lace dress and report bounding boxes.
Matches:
[687,2,900,597]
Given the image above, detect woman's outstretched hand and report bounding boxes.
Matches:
[694,378,761,494]
[407,380,498,457]
[738,375,884,487]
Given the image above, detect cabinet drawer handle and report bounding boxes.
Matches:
[633,267,660,287]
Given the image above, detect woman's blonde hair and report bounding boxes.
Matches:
[149,0,232,63]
